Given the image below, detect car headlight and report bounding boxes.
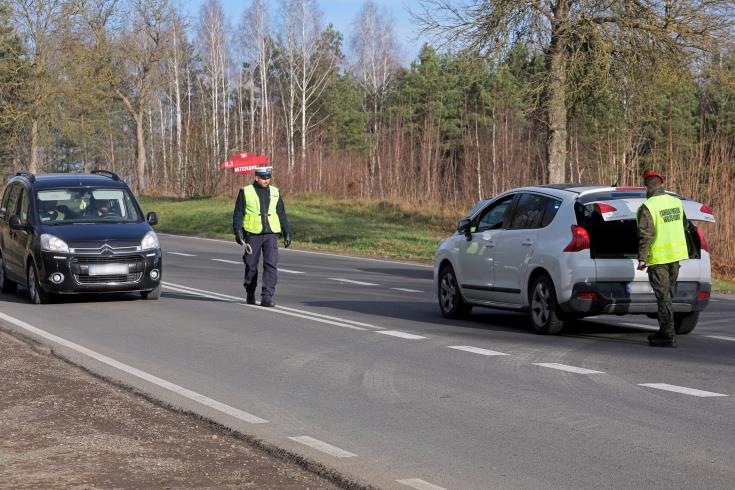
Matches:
[141,230,160,251]
[40,234,70,253]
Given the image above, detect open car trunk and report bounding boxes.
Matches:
[575,190,715,284]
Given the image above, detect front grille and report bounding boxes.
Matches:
[71,245,141,254]
[72,255,142,264]
[74,273,143,285]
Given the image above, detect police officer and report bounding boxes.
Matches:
[232,166,291,307]
[637,171,689,347]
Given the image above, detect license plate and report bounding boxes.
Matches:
[627,282,653,294]
[88,263,129,276]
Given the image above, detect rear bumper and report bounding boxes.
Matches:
[559,281,710,315]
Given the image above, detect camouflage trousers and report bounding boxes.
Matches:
[647,262,680,339]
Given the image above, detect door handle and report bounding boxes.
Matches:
[522,239,533,246]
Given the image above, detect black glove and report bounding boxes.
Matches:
[283,233,291,248]
[235,229,244,246]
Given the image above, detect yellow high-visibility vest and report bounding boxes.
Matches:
[641,194,689,265]
[242,184,281,234]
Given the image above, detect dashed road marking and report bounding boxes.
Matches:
[397,478,447,490]
[533,363,605,374]
[638,383,728,398]
[288,436,356,458]
[377,330,427,340]
[706,335,735,342]
[168,252,197,257]
[391,288,423,293]
[328,277,379,286]
[0,311,269,424]
[279,268,305,274]
[211,258,240,265]
[448,345,508,356]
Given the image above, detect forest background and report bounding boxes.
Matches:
[1,0,734,278]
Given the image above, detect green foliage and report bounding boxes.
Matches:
[0,1,27,176]
[323,73,367,151]
[139,193,454,262]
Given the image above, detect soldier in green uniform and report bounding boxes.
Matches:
[637,171,690,347]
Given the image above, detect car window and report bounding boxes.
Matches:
[4,184,21,218]
[540,197,562,227]
[475,195,514,232]
[0,186,11,218]
[36,187,143,224]
[19,188,30,224]
[509,193,548,230]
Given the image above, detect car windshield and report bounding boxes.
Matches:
[36,188,142,225]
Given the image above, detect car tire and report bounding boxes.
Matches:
[27,262,52,305]
[674,311,699,335]
[529,275,565,335]
[141,283,161,300]
[438,265,472,319]
[0,253,17,294]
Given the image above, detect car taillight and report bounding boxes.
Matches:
[563,225,590,252]
[697,227,709,252]
[700,204,714,216]
[697,291,710,300]
[596,203,617,214]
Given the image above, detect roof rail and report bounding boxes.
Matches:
[91,169,120,181]
[15,170,35,183]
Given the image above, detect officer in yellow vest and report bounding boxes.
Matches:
[232,166,291,307]
[636,171,689,347]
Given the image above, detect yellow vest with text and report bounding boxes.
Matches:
[642,194,689,265]
[242,184,281,234]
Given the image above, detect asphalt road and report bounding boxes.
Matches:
[2,233,735,490]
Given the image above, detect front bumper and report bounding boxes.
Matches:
[36,249,162,293]
[559,281,711,316]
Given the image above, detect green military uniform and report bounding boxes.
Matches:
[637,187,689,342]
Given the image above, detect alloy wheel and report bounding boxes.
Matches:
[440,270,457,313]
[28,265,38,303]
[531,281,551,326]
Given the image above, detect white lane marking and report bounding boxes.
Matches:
[699,318,734,326]
[448,345,509,356]
[211,258,240,265]
[288,436,356,458]
[533,363,605,374]
[328,277,379,286]
[706,335,735,342]
[278,268,305,274]
[391,288,423,293]
[168,252,197,257]
[159,233,433,268]
[638,383,728,398]
[397,478,447,490]
[162,282,372,331]
[0,311,269,424]
[377,330,427,340]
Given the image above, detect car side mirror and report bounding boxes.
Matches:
[9,215,25,230]
[457,218,472,241]
[146,211,158,226]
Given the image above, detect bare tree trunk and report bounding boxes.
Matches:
[546,15,568,184]
[30,118,39,173]
[135,112,147,192]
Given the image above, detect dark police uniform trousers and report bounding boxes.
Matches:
[243,233,279,300]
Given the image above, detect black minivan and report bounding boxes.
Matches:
[0,170,161,304]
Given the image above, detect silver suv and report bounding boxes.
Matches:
[434,185,714,334]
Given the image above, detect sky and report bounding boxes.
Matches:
[183,0,428,63]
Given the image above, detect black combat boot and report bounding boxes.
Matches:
[648,333,677,347]
[261,297,275,307]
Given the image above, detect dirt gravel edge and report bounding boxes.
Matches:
[0,321,381,490]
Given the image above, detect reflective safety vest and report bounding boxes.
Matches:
[641,194,689,265]
[242,184,281,234]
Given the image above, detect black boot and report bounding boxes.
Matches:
[648,333,677,347]
[246,293,256,305]
[261,298,275,307]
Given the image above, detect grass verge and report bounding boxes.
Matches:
[713,279,735,295]
[139,193,455,263]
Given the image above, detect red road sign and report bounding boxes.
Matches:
[220,152,270,172]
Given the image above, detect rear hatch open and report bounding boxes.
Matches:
[575,188,714,287]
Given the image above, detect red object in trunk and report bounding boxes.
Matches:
[697,227,709,252]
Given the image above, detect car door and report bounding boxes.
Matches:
[457,194,515,302]
[490,193,551,305]
[9,187,34,278]
[1,184,23,280]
